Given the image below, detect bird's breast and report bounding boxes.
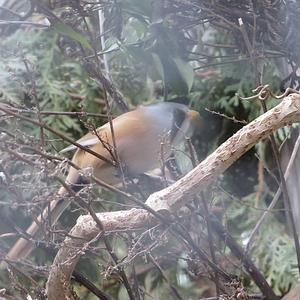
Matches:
[116,128,172,174]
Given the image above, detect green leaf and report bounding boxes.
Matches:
[152,54,194,95]
[122,0,153,18]
[52,22,92,50]
[151,53,164,81]
[172,56,194,93]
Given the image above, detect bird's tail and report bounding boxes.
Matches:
[5,167,86,263]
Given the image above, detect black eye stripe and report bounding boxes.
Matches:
[170,108,186,142]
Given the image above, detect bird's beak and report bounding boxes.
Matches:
[186,110,203,133]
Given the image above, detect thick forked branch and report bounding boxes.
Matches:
[47,94,300,300]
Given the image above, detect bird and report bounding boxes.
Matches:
[5,102,201,262]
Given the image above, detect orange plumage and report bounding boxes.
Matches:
[5,102,201,262]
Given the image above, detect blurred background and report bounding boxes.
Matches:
[1,0,300,299]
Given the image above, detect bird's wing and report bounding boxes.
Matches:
[60,137,99,153]
[59,123,113,153]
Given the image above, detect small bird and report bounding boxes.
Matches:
[5,102,201,262]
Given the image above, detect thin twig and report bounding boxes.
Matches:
[205,108,248,125]
[0,20,49,28]
[260,95,300,276]
[0,107,110,118]
[187,139,220,295]
[58,178,136,300]
[0,105,115,166]
[82,12,127,188]
[246,131,300,252]
[72,271,111,300]
[209,215,279,300]
[98,7,110,76]
[147,253,184,300]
